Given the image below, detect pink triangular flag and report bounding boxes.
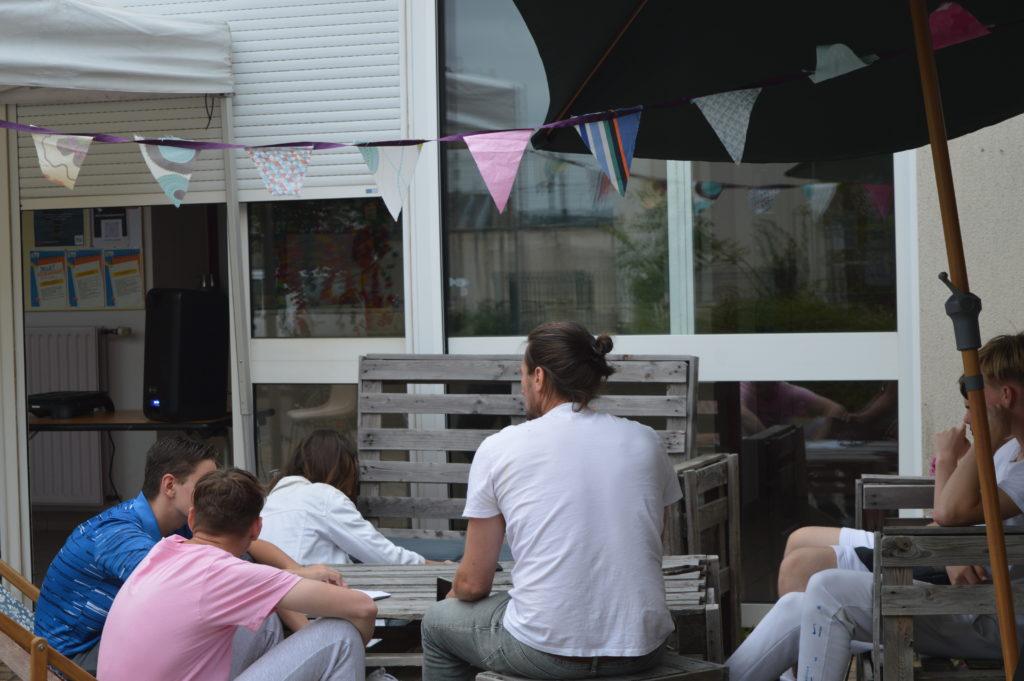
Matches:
[864,184,894,219]
[930,2,990,50]
[464,130,533,213]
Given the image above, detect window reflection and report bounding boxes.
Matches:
[248,198,403,338]
[700,380,899,602]
[441,0,896,336]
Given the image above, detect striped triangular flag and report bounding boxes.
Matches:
[574,108,642,196]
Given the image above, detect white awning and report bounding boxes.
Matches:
[0,0,233,104]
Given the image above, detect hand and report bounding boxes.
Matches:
[290,564,346,587]
[946,564,990,584]
[934,423,970,464]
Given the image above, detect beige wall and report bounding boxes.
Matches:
[917,114,1024,463]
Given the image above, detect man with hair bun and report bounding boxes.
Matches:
[97,468,377,681]
[422,321,683,681]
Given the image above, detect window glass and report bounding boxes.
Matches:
[441,0,895,336]
[699,380,900,602]
[248,198,403,338]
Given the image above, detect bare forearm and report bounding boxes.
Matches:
[249,539,301,569]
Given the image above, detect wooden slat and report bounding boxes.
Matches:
[360,392,688,418]
[0,560,39,602]
[360,354,695,384]
[696,498,729,533]
[880,584,1024,616]
[366,652,423,667]
[359,460,472,484]
[880,532,1024,566]
[476,652,725,681]
[359,496,466,519]
[360,428,688,454]
[883,566,915,681]
[379,527,466,540]
[862,484,935,511]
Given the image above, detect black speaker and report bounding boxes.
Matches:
[143,288,229,421]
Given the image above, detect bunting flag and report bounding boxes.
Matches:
[464,130,533,213]
[574,109,642,195]
[803,182,838,222]
[136,136,199,207]
[864,183,894,219]
[930,2,990,50]
[247,147,314,196]
[747,187,781,214]
[694,198,714,216]
[809,44,871,83]
[30,133,92,189]
[694,88,761,164]
[360,144,422,221]
[694,181,724,200]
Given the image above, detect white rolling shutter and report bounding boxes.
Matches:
[17,96,227,209]
[121,0,403,202]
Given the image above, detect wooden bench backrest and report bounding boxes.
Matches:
[875,527,1024,680]
[855,475,935,531]
[357,353,698,545]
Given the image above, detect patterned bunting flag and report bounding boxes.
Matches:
[694,88,761,164]
[464,130,534,213]
[864,184,894,219]
[809,44,871,84]
[247,147,314,196]
[359,144,422,221]
[136,136,199,207]
[803,183,838,222]
[747,187,781,215]
[694,181,724,200]
[574,109,642,196]
[30,133,92,189]
[930,2,990,50]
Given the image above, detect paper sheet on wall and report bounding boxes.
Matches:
[28,250,68,309]
[66,249,105,308]
[103,249,144,308]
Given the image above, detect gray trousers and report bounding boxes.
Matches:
[422,592,666,681]
[231,615,366,681]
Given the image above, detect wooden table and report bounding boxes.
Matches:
[28,409,232,434]
[336,555,722,663]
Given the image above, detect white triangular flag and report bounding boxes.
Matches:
[136,136,199,207]
[360,144,422,220]
[808,44,871,84]
[693,88,761,164]
[803,183,838,222]
[747,187,780,214]
[31,133,92,189]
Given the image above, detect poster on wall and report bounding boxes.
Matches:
[103,249,144,308]
[92,207,142,249]
[33,208,85,247]
[28,250,69,308]
[66,250,105,309]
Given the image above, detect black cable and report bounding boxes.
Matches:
[105,431,122,503]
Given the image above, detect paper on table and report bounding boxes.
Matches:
[355,589,390,601]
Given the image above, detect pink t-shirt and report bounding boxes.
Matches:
[97,535,301,681]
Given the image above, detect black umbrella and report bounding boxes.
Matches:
[513,0,1022,674]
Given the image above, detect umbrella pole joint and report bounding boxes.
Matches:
[939,272,982,351]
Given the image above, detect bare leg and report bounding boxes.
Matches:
[782,526,842,557]
[778,546,838,596]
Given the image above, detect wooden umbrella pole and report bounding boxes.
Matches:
[908,0,1018,676]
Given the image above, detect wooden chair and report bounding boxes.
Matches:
[855,474,935,531]
[356,353,700,554]
[676,453,741,656]
[476,652,727,681]
[0,558,97,681]
[874,526,1024,680]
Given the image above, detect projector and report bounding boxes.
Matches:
[27,391,115,419]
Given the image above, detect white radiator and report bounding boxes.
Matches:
[25,326,105,507]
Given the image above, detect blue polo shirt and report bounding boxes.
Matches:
[33,493,189,656]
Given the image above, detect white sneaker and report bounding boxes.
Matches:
[367,668,399,681]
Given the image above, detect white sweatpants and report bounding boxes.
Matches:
[727,569,1011,681]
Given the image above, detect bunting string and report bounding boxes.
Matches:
[0,1,996,209]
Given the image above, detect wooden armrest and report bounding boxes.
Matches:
[0,559,39,602]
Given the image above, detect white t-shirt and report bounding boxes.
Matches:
[464,402,683,657]
[260,476,425,565]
